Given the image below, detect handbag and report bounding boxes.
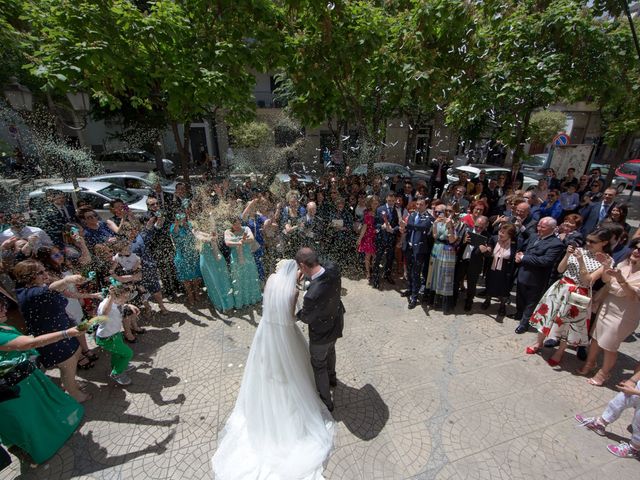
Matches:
[567,288,592,313]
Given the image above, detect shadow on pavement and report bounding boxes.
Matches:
[332,381,388,441]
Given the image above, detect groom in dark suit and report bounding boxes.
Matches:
[295,247,344,412]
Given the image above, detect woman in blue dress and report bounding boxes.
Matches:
[170,214,202,304]
[224,217,262,309]
[197,228,234,313]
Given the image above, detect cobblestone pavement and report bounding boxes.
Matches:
[2,276,640,480]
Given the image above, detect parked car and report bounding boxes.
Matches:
[447,164,537,190]
[588,162,630,193]
[613,159,640,190]
[228,162,271,187]
[351,162,431,187]
[521,154,549,179]
[98,150,175,176]
[29,181,148,221]
[87,171,176,197]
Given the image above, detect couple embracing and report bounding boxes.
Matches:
[212,247,345,480]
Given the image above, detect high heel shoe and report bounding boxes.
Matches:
[547,358,561,367]
[587,370,610,386]
[525,345,541,355]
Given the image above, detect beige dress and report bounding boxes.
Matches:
[592,261,640,351]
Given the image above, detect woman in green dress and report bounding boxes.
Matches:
[0,296,84,464]
[224,218,262,309]
[196,228,234,313]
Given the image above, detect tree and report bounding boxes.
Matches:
[446,0,613,166]
[527,110,567,145]
[23,0,285,182]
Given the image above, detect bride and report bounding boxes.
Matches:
[211,259,335,479]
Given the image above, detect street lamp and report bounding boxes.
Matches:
[3,76,33,112]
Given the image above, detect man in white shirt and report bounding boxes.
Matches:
[0,213,53,250]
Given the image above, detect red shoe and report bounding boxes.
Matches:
[525,345,541,355]
[547,358,560,367]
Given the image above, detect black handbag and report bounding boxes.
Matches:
[0,353,38,402]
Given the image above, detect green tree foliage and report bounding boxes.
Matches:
[229,121,272,149]
[22,0,285,180]
[527,110,567,145]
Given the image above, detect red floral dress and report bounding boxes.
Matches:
[529,248,602,346]
[358,210,376,255]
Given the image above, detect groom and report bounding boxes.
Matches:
[295,247,344,412]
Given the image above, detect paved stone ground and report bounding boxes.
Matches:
[2,273,640,480]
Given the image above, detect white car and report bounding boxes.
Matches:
[447,164,537,191]
[29,181,148,221]
[98,150,175,176]
[87,171,176,197]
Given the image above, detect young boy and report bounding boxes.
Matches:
[575,365,640,458]
[95,285,140,386]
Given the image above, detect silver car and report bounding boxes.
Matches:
[98,150,175,176]
[29,181,148,221]
[87,171,176,196]
[447,164,537,190]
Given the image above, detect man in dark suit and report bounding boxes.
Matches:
[401,197,433,309]
[507,165,524,189]
[38,189,76,247]
[429,156,449,199]
[371,192,400,289]
[579,187,617,235]
[511,217,566,334]
[455,216,489,311]
[296,247,344,412]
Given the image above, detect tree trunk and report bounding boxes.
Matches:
[604,133,633,188]
[171,120,191,184]
[510,108,533,169]
[153,131,166,177]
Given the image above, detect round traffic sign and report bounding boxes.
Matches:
[552,133,570,146]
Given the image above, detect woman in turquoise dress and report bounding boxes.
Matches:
[196,229,234,313]
[170,214,202,304]
[224,218,262,309]
[0,296,84,464]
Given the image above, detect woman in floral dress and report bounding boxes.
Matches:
[526,228,613,366]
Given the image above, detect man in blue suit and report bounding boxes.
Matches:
[371,192,400,289]
[579,187,617,235]
[511,217,566,334]
[401,197,433,309]
[37,189,76,247]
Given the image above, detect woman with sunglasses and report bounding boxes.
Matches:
[35,246,102,368]
[13,260,91,402]
[526,228,613,366]
[580,238,640,386]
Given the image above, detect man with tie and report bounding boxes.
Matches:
[37,189,76,247]
[371,192,400,289]
[579,187,617,235]
[454,215,489,311]
[401,197,433,309]
[511,217,566,334]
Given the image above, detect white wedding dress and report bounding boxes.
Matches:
[211,259,335,480]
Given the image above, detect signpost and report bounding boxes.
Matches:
[552,132,570,146]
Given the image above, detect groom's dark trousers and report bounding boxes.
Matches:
[296,262,344,411]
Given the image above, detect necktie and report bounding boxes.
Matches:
[599,203,607,221]
[410,214,417,245]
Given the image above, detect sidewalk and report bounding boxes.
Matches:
[2,276,639,479]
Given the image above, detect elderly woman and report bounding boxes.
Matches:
[224,217,262,309]
[481,223,517,316]
[579,238,640,386]
[13,260,91,402]
[460,200,489,228]
[425,203,460,314]
[0,296,84,464]
[526,228,613,366]
[557,213,584,247]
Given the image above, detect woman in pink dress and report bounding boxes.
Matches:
[357,195,378,281]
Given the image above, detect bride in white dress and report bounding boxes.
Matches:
[211,259,335,480]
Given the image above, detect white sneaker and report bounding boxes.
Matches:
[110,372,132,386]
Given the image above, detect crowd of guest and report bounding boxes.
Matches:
[0,160,639,464]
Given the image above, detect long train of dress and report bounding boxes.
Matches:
[212,260,334,479]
